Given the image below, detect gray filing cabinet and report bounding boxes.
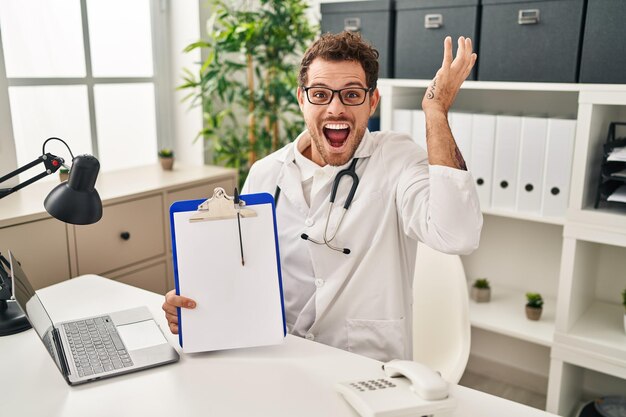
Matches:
[394,0,479,80]
[579,0,626,84]
[321,0,395,79]
[478,0,586,83]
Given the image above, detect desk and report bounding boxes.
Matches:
[1,276,558,417]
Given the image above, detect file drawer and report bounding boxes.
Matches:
[111,261,168,295]
[0,218,70,289]
[321,0,395,78]
[75,194,165,275]
[395,0,479,80]
[478,0,585,82]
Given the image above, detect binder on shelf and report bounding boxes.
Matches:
[470,114,497,210]
[170,187,286,353]
[392,109,413,136]
[542,118,577,217]
[516,117,548,214]
[491,115,522,210]
[449,112,473,169]
[594,121,626,210]
[412,110,427,151]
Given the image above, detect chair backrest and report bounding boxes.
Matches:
[412,242,471,384]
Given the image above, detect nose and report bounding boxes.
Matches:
[327,91,346,114]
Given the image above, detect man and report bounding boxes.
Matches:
[163,32,482,362]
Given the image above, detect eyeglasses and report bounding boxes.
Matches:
[302,86,372,106]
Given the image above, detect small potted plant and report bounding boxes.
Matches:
[622,288,626,333]
[59,167,70,182]
[158,148,174,171]
[525,292,544,321]
[471,278,491,303]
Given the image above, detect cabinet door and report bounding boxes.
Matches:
[75,195,165,275]
[0,218,70,289]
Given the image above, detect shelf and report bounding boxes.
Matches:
[468,286,555,347]
[379,78,626,93]
[554,301,626,369]
[564,220,626,248]
[482,208,565,226]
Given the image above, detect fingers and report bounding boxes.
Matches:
[162,289,196,335]
[442,36,453,67]
[164,289,197,309]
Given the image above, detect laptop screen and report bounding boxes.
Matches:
[9,251,65,373]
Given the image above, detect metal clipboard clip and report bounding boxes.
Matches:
[189,187,257,222]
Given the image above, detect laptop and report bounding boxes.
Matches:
[8,251,179,385]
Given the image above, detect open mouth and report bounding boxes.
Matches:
[323,123,350,148]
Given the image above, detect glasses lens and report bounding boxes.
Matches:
[307,87,333,105]
[339,89,367,105]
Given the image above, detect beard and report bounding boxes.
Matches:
[307,121,367,166]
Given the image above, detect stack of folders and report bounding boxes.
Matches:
[392,109,576,218]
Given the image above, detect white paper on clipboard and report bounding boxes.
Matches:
[170,189,286,353]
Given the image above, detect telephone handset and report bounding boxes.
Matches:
[335,360,457,417]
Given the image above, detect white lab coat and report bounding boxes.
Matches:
[242,129,482,362]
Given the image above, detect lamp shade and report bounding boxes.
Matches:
[44,155,102,225]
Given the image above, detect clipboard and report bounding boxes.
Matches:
[169,187,286,353]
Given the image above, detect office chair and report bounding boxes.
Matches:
[412,242,471,384]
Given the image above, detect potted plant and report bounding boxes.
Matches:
[525,292,544,321]
[471,278,491,303]
[59,167,70,182]
[158,149,175,171]
[179,0,317,187]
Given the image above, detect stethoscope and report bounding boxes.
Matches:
[274,158,359,255]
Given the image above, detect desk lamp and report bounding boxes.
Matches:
[0,137,103,336]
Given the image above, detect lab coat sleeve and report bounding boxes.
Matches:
[396,162,483,255]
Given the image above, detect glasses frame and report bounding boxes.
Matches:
[302,86,373,106]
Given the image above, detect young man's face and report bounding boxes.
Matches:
[297,58,380,166]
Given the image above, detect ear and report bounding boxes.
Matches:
[369,88,380,117]
[297,87,305,112]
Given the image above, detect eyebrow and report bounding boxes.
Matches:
[308,81,368,89]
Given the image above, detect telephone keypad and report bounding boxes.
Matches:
[350,378,396,392]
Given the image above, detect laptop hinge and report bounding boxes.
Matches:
[52,327,70,377]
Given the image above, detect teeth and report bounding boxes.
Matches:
[324,123,349,130]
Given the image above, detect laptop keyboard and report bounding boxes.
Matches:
[63,316,134,377]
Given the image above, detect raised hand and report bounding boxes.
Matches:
[422,36,477,116]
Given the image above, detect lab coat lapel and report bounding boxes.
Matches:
[275,150,309,216]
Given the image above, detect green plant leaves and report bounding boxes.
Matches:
[179,0,318,187]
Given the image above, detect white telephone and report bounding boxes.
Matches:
[335,360,457,417]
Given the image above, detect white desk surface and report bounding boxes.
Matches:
[1,275,558,417]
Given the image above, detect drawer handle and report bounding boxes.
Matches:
[525,183,534,192]
[500,180,509,189]
[425,14,443,29]
[518,9,540,25]
[344,17,360,32]
[120,231,131,241]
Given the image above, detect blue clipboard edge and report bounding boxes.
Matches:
[168,192,286,349]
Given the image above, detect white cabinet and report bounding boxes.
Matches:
[378,79,626,415]
[0,164,237,295]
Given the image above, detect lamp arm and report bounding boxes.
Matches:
[0,153,66,199]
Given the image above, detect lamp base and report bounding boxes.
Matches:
[0,300,31,336]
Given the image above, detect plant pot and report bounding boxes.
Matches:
[471,287,491,303]
[59,170,69,182]
[525,306,542,321]
[159,157,174,171]
[624,313,626,334]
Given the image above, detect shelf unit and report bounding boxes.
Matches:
[378,79,626,416]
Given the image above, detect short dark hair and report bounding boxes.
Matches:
[298,31,380,90]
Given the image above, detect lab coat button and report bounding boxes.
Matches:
[315,278,325,288]
[305,333,315,341]
[305,218,314,227]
